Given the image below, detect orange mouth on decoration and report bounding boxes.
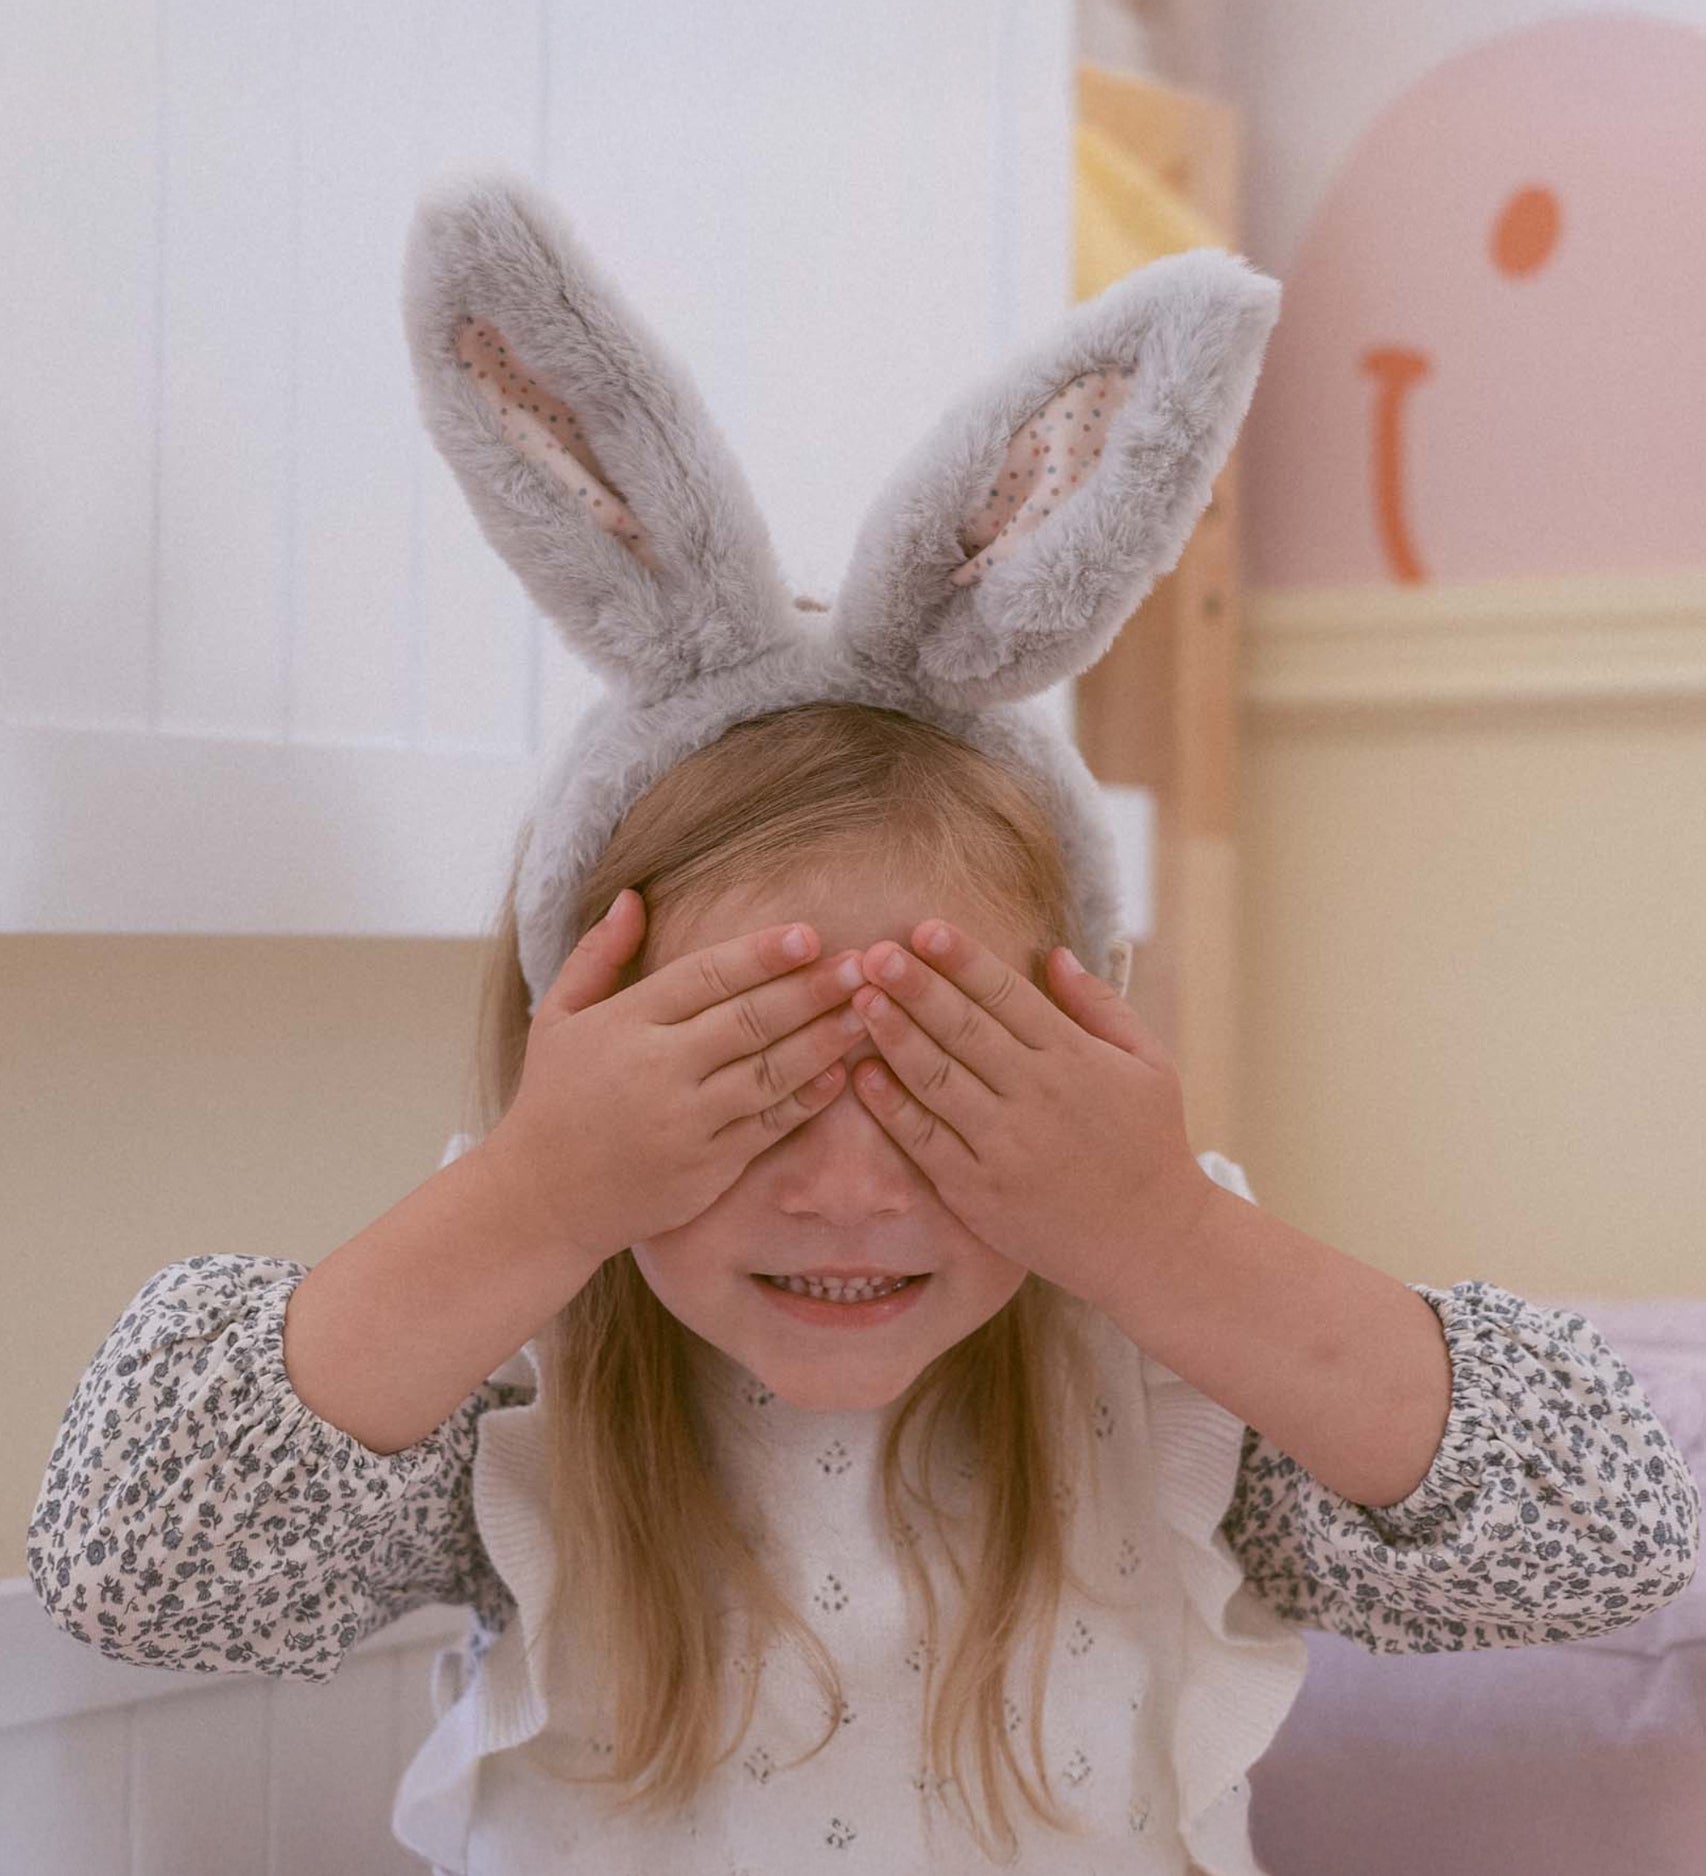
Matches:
[1361,344,1433,584]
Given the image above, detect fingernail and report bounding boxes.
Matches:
[1059,947,1086,976]
[782,926,811,960]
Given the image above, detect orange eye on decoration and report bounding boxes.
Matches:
[1491,184,1561,277]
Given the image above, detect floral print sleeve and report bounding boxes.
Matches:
[1218,1275,1704,1654]
[27,1254,531,1684]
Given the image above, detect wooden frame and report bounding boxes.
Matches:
[1071,63,1247,1157]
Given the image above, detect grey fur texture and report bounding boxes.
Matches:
[399,169,1282,1015]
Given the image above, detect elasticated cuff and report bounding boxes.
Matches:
[1352,1279,1521,1540]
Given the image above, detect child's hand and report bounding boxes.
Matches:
[484,889,866,1266]
[844,920,1216,1314]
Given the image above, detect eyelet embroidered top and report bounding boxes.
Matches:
[27,1152,1701,1876]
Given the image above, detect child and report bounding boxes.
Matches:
[29,173,1700,1876]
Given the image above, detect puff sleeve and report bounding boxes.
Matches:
[1206,1196,1702,1654]
[26,1254,531,1684]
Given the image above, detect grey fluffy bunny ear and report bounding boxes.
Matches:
[831,246,1282,710]
[400,170,796,700]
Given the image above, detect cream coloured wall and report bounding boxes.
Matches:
[1233,688,1706,1305]
[4,937,489,1581]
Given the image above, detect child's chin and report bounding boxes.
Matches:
[761,1363,916,1415]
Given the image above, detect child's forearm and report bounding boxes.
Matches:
[1100,1179,1455,1510]
[283,1138,606,1456]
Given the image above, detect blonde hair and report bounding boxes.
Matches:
[461,700,1112,1862]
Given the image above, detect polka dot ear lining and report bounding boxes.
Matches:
[947,365,1137,589]
[455,317,661,572]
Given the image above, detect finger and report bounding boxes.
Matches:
[702,996,867,1125]
[538,887,646,1018]
[1046,945,1176,1071]
[849,981,1000,1147]
[639,917,828,1027]
[848,1041,983,1181]
[678,941,870,1081]
[857,920,1056,1084]
[711,1044,851,1159]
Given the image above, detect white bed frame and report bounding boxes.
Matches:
[0,1578,465,1875]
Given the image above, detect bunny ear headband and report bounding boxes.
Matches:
[400,170,1282,1019]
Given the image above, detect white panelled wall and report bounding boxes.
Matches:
[1,0,1100,942]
